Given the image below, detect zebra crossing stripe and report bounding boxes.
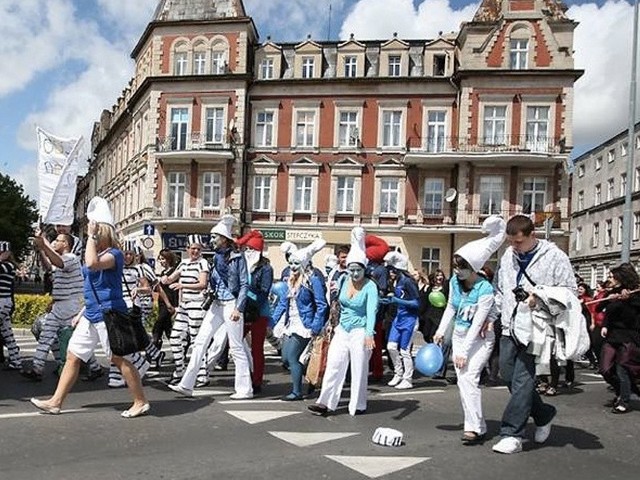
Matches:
[269,431,359,447]
[226,410,301,424]
[325,455,430,479]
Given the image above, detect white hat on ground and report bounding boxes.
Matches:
[372,427,404,447]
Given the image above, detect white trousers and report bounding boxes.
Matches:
[452,330,494,435]
[317,325,371,416]
[180,301,253,396]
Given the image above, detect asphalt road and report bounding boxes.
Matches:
[1,333,638,480]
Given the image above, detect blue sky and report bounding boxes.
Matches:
[0,0,631,202]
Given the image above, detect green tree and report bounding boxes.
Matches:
[0,173,38,261]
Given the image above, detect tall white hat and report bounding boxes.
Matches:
[384,251,409,271]
[324,254,338,271]
[289,239,326,267]
[210,214,236,240]
[455,215,506,272]
[280,241,298,258]
[86,197,114,226]
[345,226,367,267]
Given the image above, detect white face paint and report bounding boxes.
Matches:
[348,264,365,282]
[245,248,261,271]
[289,259,302,273]
[455,268,473,281]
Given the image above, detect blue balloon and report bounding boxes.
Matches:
[270,281,289,302]
[415,344,444,377]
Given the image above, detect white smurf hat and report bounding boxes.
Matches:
[372,427,403,447]
[325,254,338,270]
[86,197,114,226]
[290,239,326,267]
[384,250,409,271]
[345,226,367,267]
[280,241,298,258]
[210,214,236,240]
[455,215,506,272]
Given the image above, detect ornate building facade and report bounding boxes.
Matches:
[76,0,582,274]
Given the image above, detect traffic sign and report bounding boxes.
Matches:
[143,224,155,236]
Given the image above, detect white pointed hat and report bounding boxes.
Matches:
[280,241,298,257]
[210,214,236,240]
[384,251,409,271]
[455,215,506,272]
[289,238,326,267]
[87,197,114,226]
[345,226,367,267]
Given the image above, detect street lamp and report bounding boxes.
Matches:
[622,0,639,263]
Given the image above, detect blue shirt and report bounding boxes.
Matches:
[82,248,127,323]
[448,277,494,331]
[338,278,379,337]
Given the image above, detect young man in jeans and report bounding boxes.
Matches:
[492,215,577,454]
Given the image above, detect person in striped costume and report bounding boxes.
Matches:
[0,241,22,370]
[162,234,210,385]
[22,230,84,380]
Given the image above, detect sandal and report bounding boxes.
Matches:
[461,431,485,445]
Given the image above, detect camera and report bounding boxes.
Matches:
[201,289,217,310]
[512,286,529,303]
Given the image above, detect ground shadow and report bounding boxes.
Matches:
[83,397,214,418]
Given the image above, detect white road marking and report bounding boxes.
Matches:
[325,455,431,479]
[269,431,359,447]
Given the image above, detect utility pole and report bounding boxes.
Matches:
[622,0,639,262]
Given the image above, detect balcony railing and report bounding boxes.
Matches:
[406,135,564,155]
[156,132,230,152]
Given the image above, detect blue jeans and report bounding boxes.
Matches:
[282,333,311,397]
[499,336,556,438]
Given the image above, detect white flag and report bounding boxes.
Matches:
[36,127,83,226]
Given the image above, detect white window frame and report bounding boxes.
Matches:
[621,173,628,197]
[510,39,528,69]
[522,177,546,214]
[608,149,615,163]
[577,164,585,177]
[604,219,612,247]
[423,178,445,216]
[607,178,615,202]
[479,176,504,215]
[388,55,401,77]
[174,51,188,76]
[426,110,447,153]
[201,171,222,210]
[379,108,405,149]
[379,177,400,215]
[421,247,441,273]
[577,191,584,211]
[253,106,278,149]
[202,104,227,145]
[576,227,582,251]
[335,104,363,149]
[252,175,272,212]
[344,56,357,78]
[634,213,640,241]
[260,58,274,79]
[293,175,313,213]
[592,222,599,248]
[618,217,624,244]
[301,56,315,79]
[193,50,207,75]
[168,106,190,151]
[525,106,550,152]
[594,184,601,206]
[595,156,602,170]
[336,176,356,214]
[167,171,187,218]
[483,105,507,145]
[212,50,226,74]
[622,142,628,156]
[292,107,318,149]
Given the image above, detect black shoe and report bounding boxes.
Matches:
[446,377,458,385]
[252,384,262,395]
[306,384,316,396]
[354,409,367,415]
[308,404,328,416]
[82,369,104,382]
[461,432,486,445]
[21,369,43,382]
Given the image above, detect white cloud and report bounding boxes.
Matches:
[568,1,636,151]
[340,0,478,39]
[245,0,347,41]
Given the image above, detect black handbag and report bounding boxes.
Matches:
[89,276,150,356]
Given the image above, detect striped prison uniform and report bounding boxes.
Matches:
[170,256,210,382]
[0,260,21,367]
[31,253,84,372]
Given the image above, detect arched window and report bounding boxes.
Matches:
[173,40,189,75]
[211,37,229,74]
[509,25,531,70]
[192,39,208,75]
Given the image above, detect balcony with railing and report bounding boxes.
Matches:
[155,132,234,163]
[404,134,567,164]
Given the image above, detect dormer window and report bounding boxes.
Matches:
[510,39,528,69]
[260,58,274,79]
[344,56,357,78]
[388,55,401,76]
[302,57,315,78]
[433,54,446,76]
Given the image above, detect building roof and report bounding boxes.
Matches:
[152,0,246,22]
[472,0,569,23]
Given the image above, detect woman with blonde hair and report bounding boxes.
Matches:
[30,197,149,418]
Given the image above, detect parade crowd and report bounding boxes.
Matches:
[1,196,639,455]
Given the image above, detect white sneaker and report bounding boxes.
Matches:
[229,392,253,400]
[492,436,523,454]
[395,379,413,390]
[534,420,552,444]
[387,375,402,387]
[108,378,126,388]
[168,383,193,397]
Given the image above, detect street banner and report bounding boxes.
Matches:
[36,127,83,226]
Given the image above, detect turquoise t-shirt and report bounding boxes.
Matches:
[448,276,494,331]
[338,278,379,337]
[82,248,127,323]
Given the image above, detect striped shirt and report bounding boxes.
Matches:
[122,265,141,308]
[177,257,210,302]
[0,261,15,299]
[51,253,83,302]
